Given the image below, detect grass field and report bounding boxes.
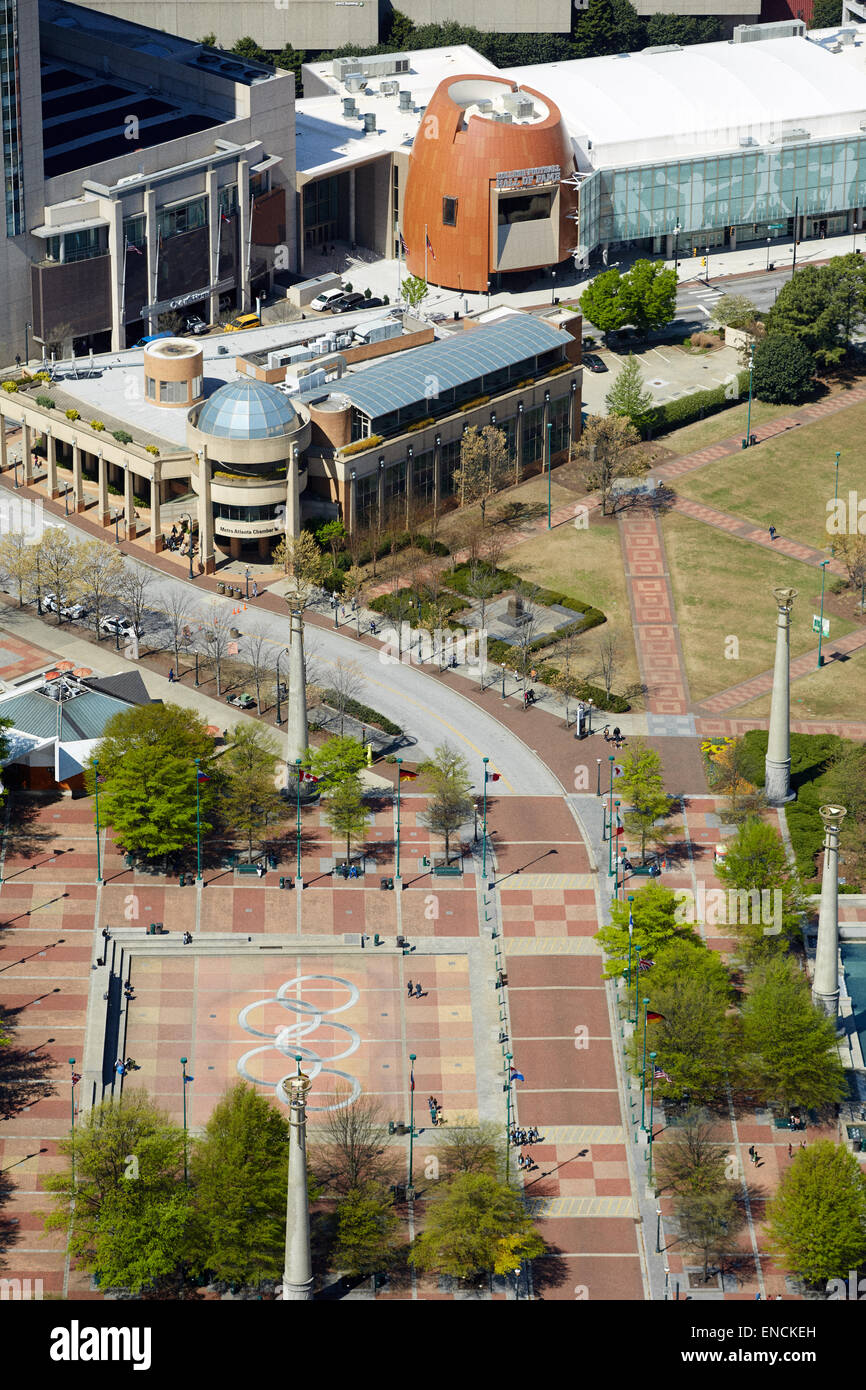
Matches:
[674,400,866,550]
[662,513,859,703]
[502,515,642,698]
[731,645,866,722]
[658,398,799,455]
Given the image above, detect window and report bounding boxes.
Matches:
[498,192,553,226]
[159,379,188,403]
[191,375,202,398]
[156,197,207,240]
[442,196,458,227]
[350,408,372,442]
[145,376,156,400]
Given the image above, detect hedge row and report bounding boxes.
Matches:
[369,588,465,622]
[647,370,750,435]
[739,729,847,882]
[320,691,402,737]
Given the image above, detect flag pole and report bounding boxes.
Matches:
[424,222,428,285]
[195,757,202,882]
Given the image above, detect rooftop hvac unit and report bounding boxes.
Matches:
[476,98,492,111]
[345,73,365,93]
[492,112,513,123]
[739,135,757,146]
[363,112,377,132]
[840,27,857,43]
[780,127,810,142]
[501,93,534,119]
[398,89,413,110]
[342,97,357,117]
[380,79,399,95]
[732,18,805,41]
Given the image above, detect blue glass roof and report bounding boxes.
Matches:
[296,316,572,423]
[197,379,297,439]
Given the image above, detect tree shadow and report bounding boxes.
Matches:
[0,1168,20,1271]
[1,791,63,862]
[0,1006,58,1121]
[530,1247,570,1295]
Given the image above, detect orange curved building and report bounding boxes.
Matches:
[402,74,576,294]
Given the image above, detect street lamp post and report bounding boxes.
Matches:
[551,267,556,305]
[831,451,841,556]
[607,756,615,874]
[743,342,755,448]
[596,759,602,796]
[408,1052,417,1195]
[704,245,710,283]
[194,757,203,881]
[648,1051,657,1181]
[673,220,681,271]
[245,567,250,600]
[505,1051,513,1182]
[182,513,194,582]
[24,321,30,366]
[627,895,636,1023]
[180,1056,191,1184]
[766,237,772,271]
[395,757,402,881]
[817,558,830,668]
[93,757,103,885]
[656,1205,663,1254]
[295,757,303,881]
[640,998,650,1129]
[64,484,70,516]
[500,663,506,699]
[69,1058,77,1185]
[481,756,490,879]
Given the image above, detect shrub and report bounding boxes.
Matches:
[145,444,160,456]
[341,435,382,457]
[1,381,18,393]
[35,395,55,409]
[33,370,51,382]
[320,690,401,736]
[459,394,490,412]
[688,332,718,349]
[112,429,133,444]
[752,336,815,405]
[648,371,750,434]
[407,417,434,431]
[65,408,80,421]
[90,419,105,432]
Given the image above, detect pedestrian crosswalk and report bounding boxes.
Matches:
[503,937,602,956]
[526,1195,636,1218]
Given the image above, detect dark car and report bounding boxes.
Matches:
[361,296,385,309]
[583,352,608,372]
[333,292,366,313]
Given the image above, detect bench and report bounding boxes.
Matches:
[433,865,462,878]
[628,862,661,878]
[236,863,261,876]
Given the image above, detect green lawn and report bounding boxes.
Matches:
[674,400,866,550]
[662,513,859,703]
[502,515,642,698]
[732,646,866,722]
[659,398,799,455]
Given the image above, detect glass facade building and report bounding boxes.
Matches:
[0,0,24,236]
[577,134,866,256]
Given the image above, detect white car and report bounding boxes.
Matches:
[309,288,344,312]
[43,594,87,620]
[100,615,139,640]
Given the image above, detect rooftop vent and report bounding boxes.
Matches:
[732,19,805,41]
[380,79,399,95]
[363,112,376,132]
[342,97,357,117]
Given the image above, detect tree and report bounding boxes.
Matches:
[89,703,215,859]
[334,1184,400,1278]
[655,1112,729,1199]
[119,564,153,647]
[810,0,843,27]
[327,658,365,736]
[594,629,620,699]
[616,740,670,865]
[273,530,325,599]
[187,1082,287,1286]
[36,529,83,622]
[711,735,763,823]
[644,12,721,43]
[631,938,736,1103]
[79,540,125,640]
[325,775,370,862]
[768,255,866,366]
[715,816,802,958]
[573,0,645,60]
[713,293,760,331]
[596,882,695,980]
[308,735,367,792]
[738,957,846,1112]
[579,268,629,338]
[752,335,815,405]
[343,564,365,634]
[575,414,643,515]
[766,1141,866,1284]
[43,1090,191,1293]
[242,631,275,714]
[454,425,509,512]
[312,1085,398,1194]
[823,742,866,885]
[409,1174,545,1278]
[231,34,269,62]
[161,587,196,676]
[677,1186,743,1285]
[467,563,499,688]
[438,1118,505,1179]
[221,724,287,861]
[833,534,866,609]
[605,354,655,432]
[316,518,346,568]
[619,258,678,338]
[401,275,428,309]
[0,532,33,607]
[419,741,473,860]
[202,601,232,696]
[501,582,541,693]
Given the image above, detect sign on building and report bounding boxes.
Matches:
[495,166,561,192]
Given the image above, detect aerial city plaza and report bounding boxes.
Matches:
[2,0,866,1348]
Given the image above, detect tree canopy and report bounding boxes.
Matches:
[737,957,846,1112]
[752,335,815,405]
[766,1141,866,1284]
[409,1173,545,1278]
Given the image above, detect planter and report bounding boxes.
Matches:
[217,582,225,595]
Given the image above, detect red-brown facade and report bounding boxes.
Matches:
[402,75,576,293]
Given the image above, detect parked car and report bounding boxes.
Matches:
[361,296,385,309]
[224,313,261,332]
[226,692,255,710]
[333,292,366,313]
[582,352,608,372]
[309,288,345,312]
[184,315,209,335]
[42,593,87,619]
[134,331,173,348]
[99,615,140,640]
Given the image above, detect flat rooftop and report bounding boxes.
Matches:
[296,27,866,178]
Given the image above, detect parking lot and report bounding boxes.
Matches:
[581,337,745,418]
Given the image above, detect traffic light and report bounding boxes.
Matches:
[692,246,697,256]
[701,257,706,267]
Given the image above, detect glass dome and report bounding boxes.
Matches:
[196,379,297,439]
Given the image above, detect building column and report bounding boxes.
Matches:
[405,447,414,526]
[108,199,125,352]
[150,466,163,551]
[516,408,524,482]
[97,451,110,526]
[206,170,220,326]
[286,441,301,539]
[349,167,357,246]
[144,187,158,336]
[22,422,32,484]
[286,598,309,767]
[46,430,58,498]
[0,415,6,472]
[238,158,251,313]
[197,448,215,575]
[124,460,136,539]
[812,804,847,1018]
[432,439,441,513]
[281,1063,314,1301]
[765,587,798,806]
[72,443,84,511]
[569,380,581,452]
[348,468,357,535]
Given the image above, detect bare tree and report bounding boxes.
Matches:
[594,630,621,699]
[242,631,276,715]
[310,1083,400,1194]
[119,564,154,642]
[438,1117,507,1179]
[79,540,125,640]
[35,530,84,623]
[202,601,232,696]
[160,587,197,675]
[328,657,365,735]
[467,562,499,689]
[0,532,34,608]
[502,583,541,694]
[575,415,644,516]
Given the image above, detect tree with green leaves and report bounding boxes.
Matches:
[401,275,428,309]
[574,414,644,515]
[231,34,269,63]
[616,740,670,866]
[315,518,346,568]
[629,937,736,1103]
[644,12,721,44]
[714,816,802,959]
[596,882,695,980]
[409,1173,545,1279]
[308,735,367,792]
[334,1184,400,1278]
[572,0,646,57]
[737,957,846,1112]
[768,255,866,365]
[619,258,678,337]
[713,293,760,331]
[273,529,326,600]
[579,268,629,338]
[752,335,815,405]
[44,1090,191,1293]
[187,1082,288,1286]
[89,703,215,859]
[221,724,287,861]
[823,741,866,887]
[810,0,843,28]
[437,1118,505,1179]
[419,742,473,860]
[605,354,655,432]
[766,1141,866,1284]
[324,775,370,863]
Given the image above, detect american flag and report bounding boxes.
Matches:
[653,1066,672,1083]
[425,232,436,261]
[638,958,653,973]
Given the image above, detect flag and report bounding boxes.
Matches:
[197,770,210,783]
[653,1066,672,1082]
[646,1010,665,1022]
[638,958,653,973]
[71,1072,81,1086]
[227,641,239,656]
[221,211,231,223]
[127,243,143,256]
[400,233,408,256]
[425,232,436,261]
[510,1067,525,1083]
[399,769,419,782]
[410,1063,415,1092]
[485,771,501,782]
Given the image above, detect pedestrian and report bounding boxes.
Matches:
[748,1145,755,1162]
[769,525,777,541]
[530,668,537,683]
[800,1139,806,1150]
[752,1148,760,1166]
[257,863,265,878]
[415,982,422,997]
[252,580,258,598]
[407,980,414,996]
[168,667,176,683]
[787,1142,793,1158]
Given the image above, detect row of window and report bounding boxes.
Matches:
[145,376,203,403]
[213,502,282,522]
